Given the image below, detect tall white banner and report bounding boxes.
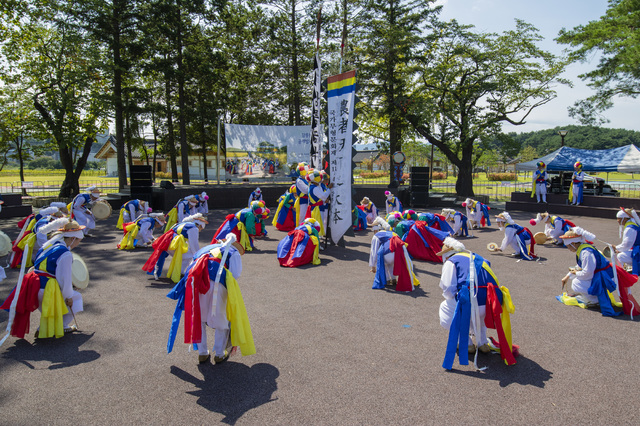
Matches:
[309,53,323,169]
[327,70,356,245]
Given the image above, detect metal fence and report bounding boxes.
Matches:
[0,180,120,198]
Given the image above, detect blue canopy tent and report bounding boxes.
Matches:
[517,145,640,173]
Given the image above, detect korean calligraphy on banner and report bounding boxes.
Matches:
[327,70,356,245]
[309,53,323,169]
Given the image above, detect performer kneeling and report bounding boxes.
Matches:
[118,213,166,250]
[437,237,518,370]
[166,235,255,364]
[494,212,536,260]
[277,218,321,267]
[1,218,85,341]
[368,218,419,292]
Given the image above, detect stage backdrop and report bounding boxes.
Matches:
[224,124,312,165]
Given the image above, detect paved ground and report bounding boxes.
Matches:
[1,206,639,425]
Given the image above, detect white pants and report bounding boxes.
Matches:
[198,281,230,356]
[439,298,488,346]
[38,289,83,328]
[73,209,95,235]
[617,251,633,267]
[535,183,547,202]
[571,278,598,304]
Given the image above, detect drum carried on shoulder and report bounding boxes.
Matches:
[92,200,112,220]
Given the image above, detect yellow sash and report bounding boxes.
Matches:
[309,235,321,265]
[167,234,189,283]
[118,221,140,250]
[39,278,68,338]
[500,286,515,363]
[236,222,252,252]
[225,274,256,356]
[311,207,325,236]
[164,208,178,233]
[116,208,126,229]
[293,196,301,227]
[17,232,36,268]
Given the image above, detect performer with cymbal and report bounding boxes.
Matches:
[71,186,101,237]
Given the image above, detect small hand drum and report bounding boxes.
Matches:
[487,242,499,252]
[0,231,12,257]
[92,200,112,220]
[71,253,90,289]
[534,232,548,245]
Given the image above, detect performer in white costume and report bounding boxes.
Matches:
[72,186,101,236]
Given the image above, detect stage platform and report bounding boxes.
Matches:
[505,191,636,218]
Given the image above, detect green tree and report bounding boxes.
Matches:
[400,20,568,196]
[556,0,640,125]
[354,0,441,183]
[1,9,108,197]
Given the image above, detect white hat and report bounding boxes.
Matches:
[441,208,455,219]
[495,211,515,225]
[86,186,101,194]
[183,213,208,228]
[39,207,59,217]
[149,212,166,224]
[560,227,596,246]
[436,237,466,257]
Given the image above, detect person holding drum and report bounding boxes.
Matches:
[530,212,576,246]
[33,206,67,257]
[164,196,198,232]
[166,234,255,365]
[615,207,640,274]
[559,227,621,316]
[492,212,536,260]
[1,218,86,340]
[71,186,101,237]
[117,213,167,250]
[116,199,151,230]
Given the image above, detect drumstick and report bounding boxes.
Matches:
[68,305,79,331]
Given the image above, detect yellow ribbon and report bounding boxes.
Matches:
[39,278,68,338]
[164,208,178,233]
[608,290,623,308]
[311,207,325,236]
[293,196,301,227]
[167,234,189,283]
[118,221,140,250]
[568,181,574,202]
[272,197,285,227]
[66,202,73,214]
[310,235,321,265]
[116,208,126,229]
[17,232,36,268]
[225,274,256,356]
[26,217,37,232]
[558,292,588,309]
[236,222,252,252]
[500,286,515,363]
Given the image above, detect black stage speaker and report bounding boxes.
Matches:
[409,166,429,208]
[160,180,175,190]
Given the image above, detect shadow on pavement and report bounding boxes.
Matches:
[446,354,553,388]
[2,332,100,370]
[170,362,279,424]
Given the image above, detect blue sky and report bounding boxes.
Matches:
[438,0,638,134]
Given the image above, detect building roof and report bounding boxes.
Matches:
[353,150,379,163]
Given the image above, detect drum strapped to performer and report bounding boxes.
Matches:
[71,253,90,289]
[92,200,112,220]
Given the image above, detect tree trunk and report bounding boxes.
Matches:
[16,136,27,196]
[290,0,301,125]
[165,74,178,182]
[455,145,475,197]
[113,0,127,189]
[176,14,190,185]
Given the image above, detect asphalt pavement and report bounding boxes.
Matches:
[1,206,639,425]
